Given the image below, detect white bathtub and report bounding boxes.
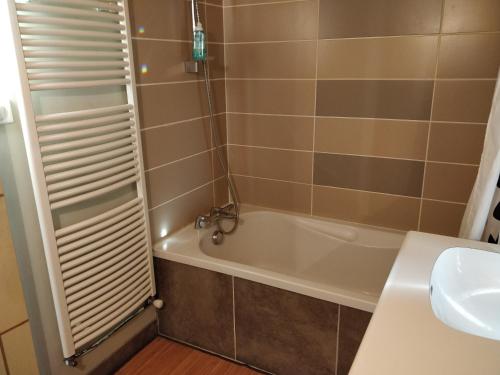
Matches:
[154,206,404,312]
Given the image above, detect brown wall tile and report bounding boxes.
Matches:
[146,151,213,207]
[227,80,316,115]
[149,183,213,241]
[228,146,312,183]
[233,175,311,213]
[155,259,235,357]
[316,80,434,120]
[227,113,314,150]
[312,186,420,230]
[141,118,211,169]
[423,162,478,203]
[420,200,466,236]
[206,4,224,43]
[337,307,372,375]
[314,118,428,160]
[214,177,229,207]
[314,153,425,197]
[427,122,486,164]
[437,34,500,79]
[208,44,226,79]
[234,278,338,375]
[224,1,318,42]
[138,82,209,128]
[318,0,442,38]
[442,0,500,33]
[318,36,438,79]
[133,40,201,84]
[211,79,227,114]
[129,0,200,40]
[226,41,316,79]
[432,80,496,123]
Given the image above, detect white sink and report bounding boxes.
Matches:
[430,247,500,341]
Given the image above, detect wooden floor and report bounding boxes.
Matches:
[115,337,260,375]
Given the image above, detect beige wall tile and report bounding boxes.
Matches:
[437,34,500,79]
[428,122,486,164]
[141,118,211,169]
[442,0,500,33]
[226,41,316,79]
[227,113,314,150]
[314,118,428,160]
[233,175,311,213]
[224,1,318,42]
[432,80,496,123]
[146,151,213,208]
[226,80,316,115]
[129,0,201,40]
[316,80,434,120]
[423,162,478,203]
[314,153,424,197]
[1,322,39,375]
[149,183,213,241]
[229,146,313,183]
[312,186,420,231]
[318,36,438,79]
[133,40,202,84]
[0,198,28,334]
[420,200,466,236]
[319,0,442,38]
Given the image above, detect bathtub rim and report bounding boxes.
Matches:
[153,204,406,313]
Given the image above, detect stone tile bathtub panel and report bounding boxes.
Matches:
[154,259,235,358]
[337,306,373,375]
[234,278,338,375]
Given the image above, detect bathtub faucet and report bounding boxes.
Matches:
[194,203,237,230]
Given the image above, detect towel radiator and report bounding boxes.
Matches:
[6,0,155,364]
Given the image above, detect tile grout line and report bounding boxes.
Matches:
[141,113,225,132]
[222,30,500,43]
[205,1,217,207]
[0,319,29,337]
[418,0,446,231]
[145,148,215,173]
[309,0,320,216]
[232,173,470,205]
[148,177,225,211]
[222,3,232,204]
[335,305,340,375]
[227,143,480,167]
[224,111,488,125]
[232,276,237,360]
[0,338,10,375]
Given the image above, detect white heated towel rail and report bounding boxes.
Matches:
[7,0,155,363]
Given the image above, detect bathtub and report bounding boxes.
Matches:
[153,206,404,312]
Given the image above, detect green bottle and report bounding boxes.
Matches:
[193,22,207,61]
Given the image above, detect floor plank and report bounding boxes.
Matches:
[116,337,260,375]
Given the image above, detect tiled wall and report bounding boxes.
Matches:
[0,181,39,375]
[129,0,228,242]
[223,0,500,236]
[155,259,372,375]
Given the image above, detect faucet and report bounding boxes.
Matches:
[194,203,237,230]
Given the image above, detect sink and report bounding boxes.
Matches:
[430,247,500,341]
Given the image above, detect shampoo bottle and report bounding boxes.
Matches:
[193,22,207,61]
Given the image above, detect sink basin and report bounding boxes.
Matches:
[430,247,500,341]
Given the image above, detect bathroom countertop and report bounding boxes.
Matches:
[350,231,500,375]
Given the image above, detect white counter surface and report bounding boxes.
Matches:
[350,231,500,375]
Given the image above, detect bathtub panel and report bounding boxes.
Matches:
[234,278,338,375]
[154,259,235,358]
[337,306,372,375]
